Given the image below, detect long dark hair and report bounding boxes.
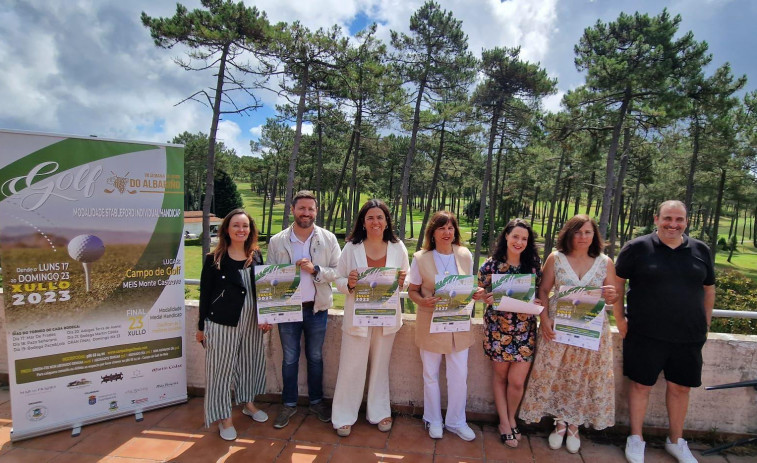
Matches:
[423,211,461,251]
[211,208,259,268]
[491,218,540,272]
[556,214,603,258]
[347,199,399,244]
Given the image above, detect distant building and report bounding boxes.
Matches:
[184,211,221,239]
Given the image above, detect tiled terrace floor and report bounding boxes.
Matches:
[0,388,752,462]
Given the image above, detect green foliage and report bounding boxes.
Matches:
[212,170,243,218]
[711,269,757,335]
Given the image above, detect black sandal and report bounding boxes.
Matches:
[512,426,522,440]
[500,432,518,448]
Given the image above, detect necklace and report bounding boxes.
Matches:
[435,250,455,275]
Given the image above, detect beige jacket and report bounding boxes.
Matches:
[413,245,475,354]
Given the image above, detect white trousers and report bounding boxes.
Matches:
[331,327,396,428]
[420,347,469,428]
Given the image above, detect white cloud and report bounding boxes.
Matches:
[292,122,314,136]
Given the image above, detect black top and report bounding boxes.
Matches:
[198,251,262,331]
[615,233,715,343]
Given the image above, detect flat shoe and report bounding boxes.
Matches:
[566,426,580,453]
[218,422,237,441]
[336,425,351,437]
[242,407,269,423]
[377,417,392,432]
[548,420,566,450]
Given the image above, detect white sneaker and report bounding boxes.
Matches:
[665,437,698,463]
[446,423,476,442]
[625,435,645,463]
[426,421,443,439]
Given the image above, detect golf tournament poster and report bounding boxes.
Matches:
[430,274,475,333]
[353,267,399,327]
[553,285,606,351]
[490,274,541,314]
[0,130,186,441]
[254,264,302,324]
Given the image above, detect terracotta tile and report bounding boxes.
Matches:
[645,445,681,461]
[482,425,533,462]
[154,397,206,431]
[101,457,165,463]
[529,435,582,462]
[377,450,434,462]
[110,428,192,459]
[274,441,335,462]
[291,414,339,444]
[12,427,86,452]
[386,417,435,455]
[0,401,12,426]
[0,447,62,462]
[49,452,108,463]
[434,456,482,463]
[577,439,626,463]
[168,431,240,462]
[329,445,384,463]
[244,405,308,441]
[223,436,287,462]
[338,418,389,449]
[0,425,13,455]
[67,423,144,456]
[434,424,484,459]
[111,403,177,428]
[726,455,757,463]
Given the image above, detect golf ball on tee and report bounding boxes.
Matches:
[68,234,105,263]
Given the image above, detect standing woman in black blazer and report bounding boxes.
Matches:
[196,208,271,440]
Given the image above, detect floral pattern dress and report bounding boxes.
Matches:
[519,251,615,429]
[478,258,542,362]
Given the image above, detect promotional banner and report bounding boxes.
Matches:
[254,264,302,324]
[553,285,606,351]
[430,274,475,333]
[353,267,399,327]
[0,130,186,441]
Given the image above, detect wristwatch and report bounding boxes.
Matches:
[313,265,321,279]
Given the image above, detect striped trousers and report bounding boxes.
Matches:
[203,269,266,427]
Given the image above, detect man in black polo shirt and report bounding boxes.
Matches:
[614,200,715,463]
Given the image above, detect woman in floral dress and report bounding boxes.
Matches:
[519,215,618,454]
[478,219,542,448]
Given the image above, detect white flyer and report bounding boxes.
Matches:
[553,285,606,351]
[430,275,476,333]
[255,264,303,324]
[353,267,400,327]
[490,273,542,314]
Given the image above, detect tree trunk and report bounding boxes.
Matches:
[474,106,501,270]
[609,127,631,257]
[708,169,727,261]
[684,115,701,232]
[417,118,447,250]
[490,130,506,250]
[282,65,310,229]
[327,126,357,229]
[543,146,567,259]
[399,76,428,239]
[600,89,631,238]
[315,87,324,226]
[202,43,230,257]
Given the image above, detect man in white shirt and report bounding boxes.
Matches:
[266,191,341,428]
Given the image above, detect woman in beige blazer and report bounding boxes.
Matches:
[332,199,409,437]
[407,211,484,441]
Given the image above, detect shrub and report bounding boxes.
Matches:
[711,269,757,335]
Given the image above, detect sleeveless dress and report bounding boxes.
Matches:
[519,252,615,429]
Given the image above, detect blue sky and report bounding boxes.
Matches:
[1,0,754,158]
